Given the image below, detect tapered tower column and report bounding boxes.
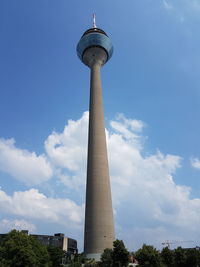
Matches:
[77,18,115,260]
[85,57,115,259]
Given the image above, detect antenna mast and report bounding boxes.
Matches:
[93,13,97,28]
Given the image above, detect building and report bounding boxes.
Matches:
[76,15,115,260]
[31,232,78,254]
[0,231,78,254]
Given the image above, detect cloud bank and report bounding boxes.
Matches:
[0,189,84,226]
[0,138,53,186]
[0,112,200,249]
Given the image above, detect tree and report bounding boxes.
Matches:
[185,248,200,267]
[99,240,129,267]
[100,248,113,267]
[47,246,65,266]
[67,253,87,267]
[0,230,50,267]
[161,246,174,266]
[68,263,82,267]
[112,240,129,267]
[84,258,100,267]
[173,247,187,267]
[135,244,163,267]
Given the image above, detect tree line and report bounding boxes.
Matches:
[0,230,67,266]
[0,230,200,267]
[95,241,200,267]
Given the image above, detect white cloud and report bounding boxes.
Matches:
[115,114,144,133]
[44,112,89,191]
[0,138,53,186]
[191,157,200,169]
[0,189,84,226]
[45,112,88,172]
[1,112,200,249]
[43,112,200,249]
[110,114,145,150]
[0,219,36,233]
[106,115,200,247]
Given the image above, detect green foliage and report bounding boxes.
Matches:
[2,232,200,267]
[100,248,113,267]
[161,246,174,266]
[0,230,50,267]
[67,252,87,266]
[76,252,87,264]
[84,258,101,267]
[135,245,200,267]
[67,262,82,267]
[135,244,162,267]
[112,240,129,267]
[47,245,65,266]
[185,248,200,267]
[173,246,200,267]
[173,246,187,267]
[100,240,129,267]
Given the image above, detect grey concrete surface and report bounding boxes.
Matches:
[83,47,115,259]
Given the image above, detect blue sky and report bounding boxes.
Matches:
[0,0,200,251]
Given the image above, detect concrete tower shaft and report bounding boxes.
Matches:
[84,54,115,259]
[77,25,115,261]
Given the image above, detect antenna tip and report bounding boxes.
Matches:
[92,13,97,28]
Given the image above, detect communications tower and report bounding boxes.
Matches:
[77,15,115,260]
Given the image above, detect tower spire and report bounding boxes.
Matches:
[93,13,97,28]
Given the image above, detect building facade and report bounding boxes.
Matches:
[31,232,77,254]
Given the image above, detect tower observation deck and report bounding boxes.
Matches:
[76,16,115,260]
